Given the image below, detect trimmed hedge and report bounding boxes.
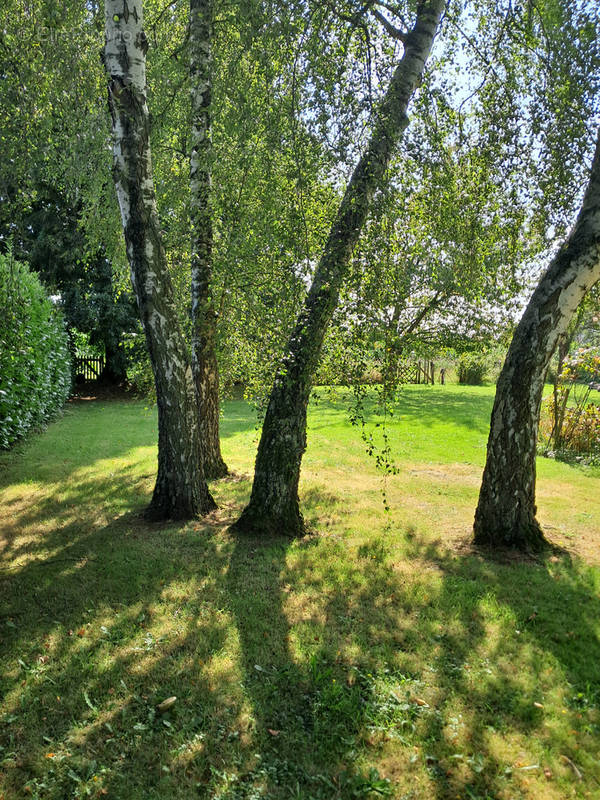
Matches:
[0,253,71,448]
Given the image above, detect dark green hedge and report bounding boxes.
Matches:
[0,253,71,448]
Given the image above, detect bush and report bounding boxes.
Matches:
[0,253,71,448]
[457,352,488,385]
[540,395,600,459]
[539,347,600,460]
[122,330,155,397]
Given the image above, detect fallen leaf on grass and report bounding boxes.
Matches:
[560,754,582,780]
[267,729,280,736]
[411,696,429,707]
[156,696,177,713]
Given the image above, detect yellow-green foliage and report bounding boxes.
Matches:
[540,349,600,459]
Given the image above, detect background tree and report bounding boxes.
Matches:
[318,88,534,388]
[1,186,137,383]
[189,0,228,478]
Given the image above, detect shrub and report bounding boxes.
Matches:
[539,347,600,460]
[457,352,488,385]
[540,396,600,459]
[0,253,71,448]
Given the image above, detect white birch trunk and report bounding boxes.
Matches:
[234,0,446,536]
[104,0,215,519]
[474,129,600,550]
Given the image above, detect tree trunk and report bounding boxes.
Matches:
[473,129,600,550]
[102,339,126,384]
[190,0,228,479]
[104,0,215,520]
[234,0,446,536]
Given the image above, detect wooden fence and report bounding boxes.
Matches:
[396,360,436,384]
[74,356,105,381]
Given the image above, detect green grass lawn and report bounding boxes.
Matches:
[1,384,599,800]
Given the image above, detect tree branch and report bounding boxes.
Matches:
[374,1,409,30]
[371,8,407,41]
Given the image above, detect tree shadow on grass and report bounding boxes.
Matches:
[2,446,600,799]
[0,492,242,798]
[0,463,151,562]
[219,401,261,440]
[0,400,160,488]
[392,388,494,434]
[0,467,410,799]
[220,521,600,799]
[222,530,413,799]
[307,386,496,436]
[394,534,600,799]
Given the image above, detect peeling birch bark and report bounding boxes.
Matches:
[474,129,600,551]
[190,0,228,479]
[104,0,215,519]
[233,0,446,537]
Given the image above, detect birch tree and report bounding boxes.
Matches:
[189,0,228,478]
[234,0,446,536]
[104,0,215,519]
[473,128,600,551]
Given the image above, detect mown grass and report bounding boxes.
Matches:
[0,385,599,800]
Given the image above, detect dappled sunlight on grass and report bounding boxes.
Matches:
[1,389,599,798]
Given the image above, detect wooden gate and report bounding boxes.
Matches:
[396,360,435,384]
[74,356,105,381]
